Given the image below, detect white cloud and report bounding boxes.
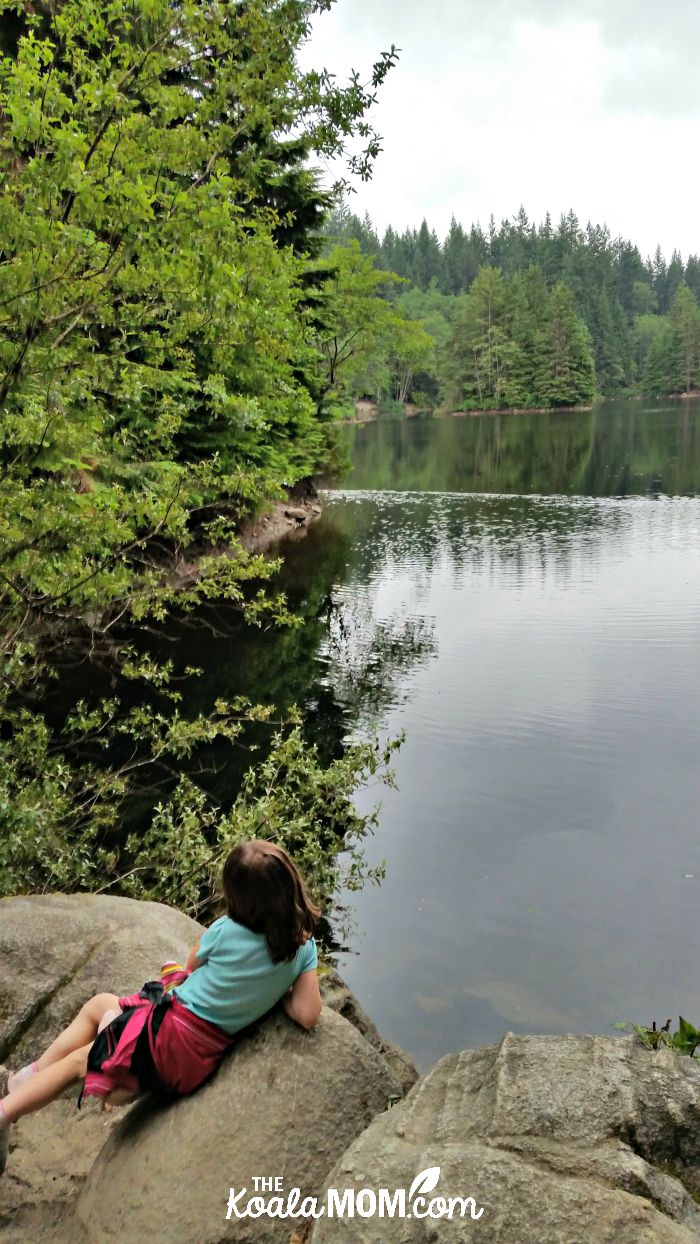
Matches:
[299,1,700,258]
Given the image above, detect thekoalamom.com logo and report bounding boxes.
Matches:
[225,1167,484,1222]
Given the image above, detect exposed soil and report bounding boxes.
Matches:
[237,495,323,554]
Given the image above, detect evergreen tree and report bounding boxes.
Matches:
[643,321,681,395]
[487,214,497,264]
[670,285,700,393]
[666,250,686,308]
[444,268,511,408]
[629,280,656,317]
[442,217,468,295]
[685,256,700,302]
[390,228,417,282]
[535,284,595,407]
[585,289,628,393]
[539,211,554,284]
[380,225,398,274]
[642,285,700,395]
[502,274,539,407]
[613,241,647,315]
[414,219,441,288]
[652,245,668,313]
[633,315,666,386]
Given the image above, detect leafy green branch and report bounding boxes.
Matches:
[619,1017,700,1058]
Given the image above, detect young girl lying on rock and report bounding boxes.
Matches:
[0,840,322,1132]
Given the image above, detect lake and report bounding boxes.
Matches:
[297,399,700,1069]
[93,398,700,1072]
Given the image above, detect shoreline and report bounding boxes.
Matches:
[166,494,324,591]
[439,403,594,417]
[237,494,323,554]
[339,391,700,427]
[341,402,594,425]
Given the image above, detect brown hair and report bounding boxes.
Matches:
[222,840,321,963]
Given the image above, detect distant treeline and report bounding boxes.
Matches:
[318,206,700,411]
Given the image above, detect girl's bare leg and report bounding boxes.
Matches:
[35,993,120,1071]
[2,1045,91,1123]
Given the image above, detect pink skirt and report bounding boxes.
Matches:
[82,981,233,1103]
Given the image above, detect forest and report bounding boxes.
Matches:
[319,205,700,412]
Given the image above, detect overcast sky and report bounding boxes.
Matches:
[299,0,700,260]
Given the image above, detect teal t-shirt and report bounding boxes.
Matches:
[173,915,318,1035]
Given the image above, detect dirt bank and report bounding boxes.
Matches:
[238,495,323,553]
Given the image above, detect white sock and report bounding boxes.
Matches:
[7,1062,39,1094]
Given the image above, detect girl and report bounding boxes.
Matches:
[0,840,322,1133]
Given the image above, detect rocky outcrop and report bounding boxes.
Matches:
[0,893,202,1067]
[311,1032,700,1243]
[0,894,203,1239]
[0,894,411,1243]
[77,1007,401,1244]
[7,895,700,1244]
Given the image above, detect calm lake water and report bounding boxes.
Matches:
[91,398,700,1072]
[297,399,700,1069]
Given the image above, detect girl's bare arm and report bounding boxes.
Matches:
[283,969,322,1030]
[184,938,203,973]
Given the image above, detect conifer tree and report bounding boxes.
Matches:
[632,315,666,385]
[652,245,668,313]
[666,250,686,309]
[502,274,538,407]
[536,284,595,407]
[442,217,467,295]
[685,256,700,302]
[643,321,681,395]
[414,219,441,289]
[445,268,510,408]
[670,285,700,393]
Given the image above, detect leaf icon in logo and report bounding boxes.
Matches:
[408,1167,441,1201]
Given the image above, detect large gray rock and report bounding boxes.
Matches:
[0,894,201,1237]
[0,892,201,1066]
[311,1033,700,1244]
[0,893,408,1244]
[76,1007,401,1244]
